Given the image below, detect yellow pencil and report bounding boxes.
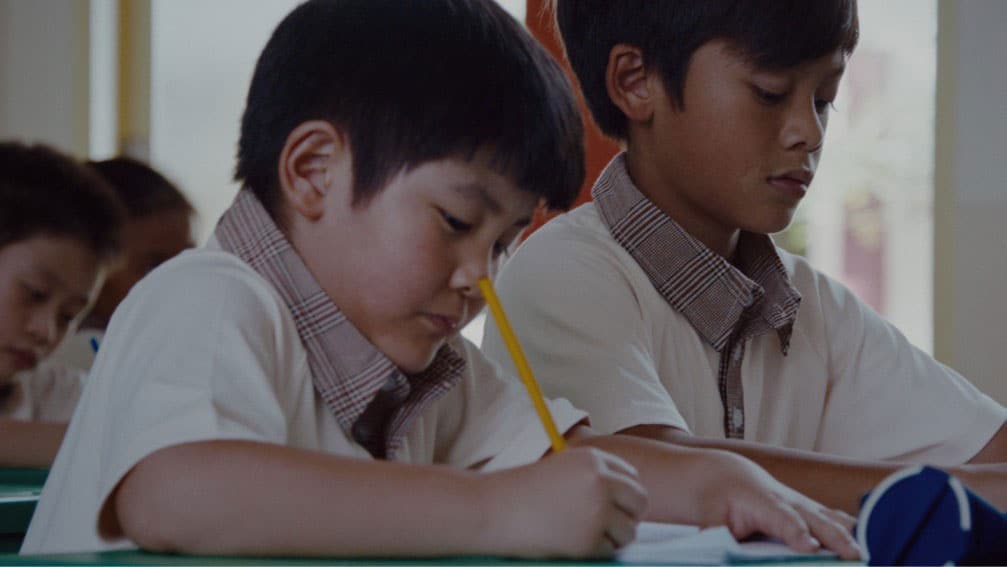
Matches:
[478,277,567,453]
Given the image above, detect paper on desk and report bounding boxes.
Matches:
[618,522,838,565]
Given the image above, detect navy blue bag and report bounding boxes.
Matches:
[856,466,1007,565]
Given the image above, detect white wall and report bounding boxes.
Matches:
[0,0,90,155]
[934,0,1007,403]
[148,0,302,242]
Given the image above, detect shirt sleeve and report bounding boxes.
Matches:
[21,362,85,422]
[91,256,292,519]
[482,226,688,436]
[811,270,1007,465]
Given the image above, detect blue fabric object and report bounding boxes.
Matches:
[856,465,1007,565]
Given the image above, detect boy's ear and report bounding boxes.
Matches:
[277,120,351,221]
[606,44,657,124]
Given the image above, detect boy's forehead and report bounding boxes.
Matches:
[450,181,503,214]
[3,237,101,302]
[397,157,538,218]
[719,40,848,75]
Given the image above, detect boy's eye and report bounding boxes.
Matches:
[21,283,49,303]
[753,86,786,105]
[492,241,508,259]
[815,98,836,114]
[441,210,473,232]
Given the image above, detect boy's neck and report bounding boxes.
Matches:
[623,147,740,259]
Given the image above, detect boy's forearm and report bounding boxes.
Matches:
[620,424,1007,514]
[114,440,501,557]
[569,429,743,524]
[0,418,66,467]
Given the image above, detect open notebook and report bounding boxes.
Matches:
[618,522,841,565]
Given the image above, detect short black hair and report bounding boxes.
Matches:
[556,0,860,140]
[235,0,584,223]
[0,141,125,262]
[87,157,193,219]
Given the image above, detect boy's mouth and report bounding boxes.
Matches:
[4,348,37,370]
[422,313,461,335]
[767,169,813,199]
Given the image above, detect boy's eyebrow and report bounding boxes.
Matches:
[37,268,90,306]
[514,217,533,228]
[450,182,535,226]
[453,182,502,215]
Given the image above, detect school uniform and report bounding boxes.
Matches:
[484,153,1005,463]
[45,328,103,374]
[0,362,83,422]
[21,190,585,555]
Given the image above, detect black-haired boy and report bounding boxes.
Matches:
[485,0,1007,515]
[25,0,857,559]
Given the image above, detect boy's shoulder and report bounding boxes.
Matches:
[534,201,608,242]
[771,246,861,312]
[514,202,643,280]
[497,203,670,326]
[118,242,292,332]
[520,205,858,319]
[142,241,270,293]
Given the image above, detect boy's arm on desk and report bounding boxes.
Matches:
[618,423,1007,516]
[0,419,66,468]
[968,421,1007,463]
[110,439,645,559]
[566,426,861,560]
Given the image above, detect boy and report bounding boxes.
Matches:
[483,0,1007,515]
[22,0,858,559]
[0,141,125,466]
[48,157,195,371]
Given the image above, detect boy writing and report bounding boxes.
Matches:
[483,0,1007,515]
[23,0,857,559]
[0,141,124,466]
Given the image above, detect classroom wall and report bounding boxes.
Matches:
[0,0,90,155]
[934,0,1007,405]
[148,0,301,242]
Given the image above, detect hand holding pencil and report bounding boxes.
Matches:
[477,277,648,557]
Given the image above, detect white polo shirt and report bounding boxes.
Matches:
[46,328,103,374]
[483,157,1005,466]
[1,363,84,423]
[22,244,585,555]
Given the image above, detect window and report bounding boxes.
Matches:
[776,0,937,352]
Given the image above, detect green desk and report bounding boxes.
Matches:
[0,550,853,566]
[0,551,585,565]
[0,468,47,553]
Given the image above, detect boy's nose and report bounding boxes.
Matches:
[782,101,825,153]
[26,310,60,348]
[452,258,490,299]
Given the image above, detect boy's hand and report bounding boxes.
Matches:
[709,455,861,560]
[482,447,649,558]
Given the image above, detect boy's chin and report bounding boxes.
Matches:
[388,342,445,375]
[744,212,798,236]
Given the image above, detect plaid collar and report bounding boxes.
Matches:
[592,154,801,353]
[214,190,465,457]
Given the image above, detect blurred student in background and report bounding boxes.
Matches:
[49,157,195,371]
[0,141,125,467]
